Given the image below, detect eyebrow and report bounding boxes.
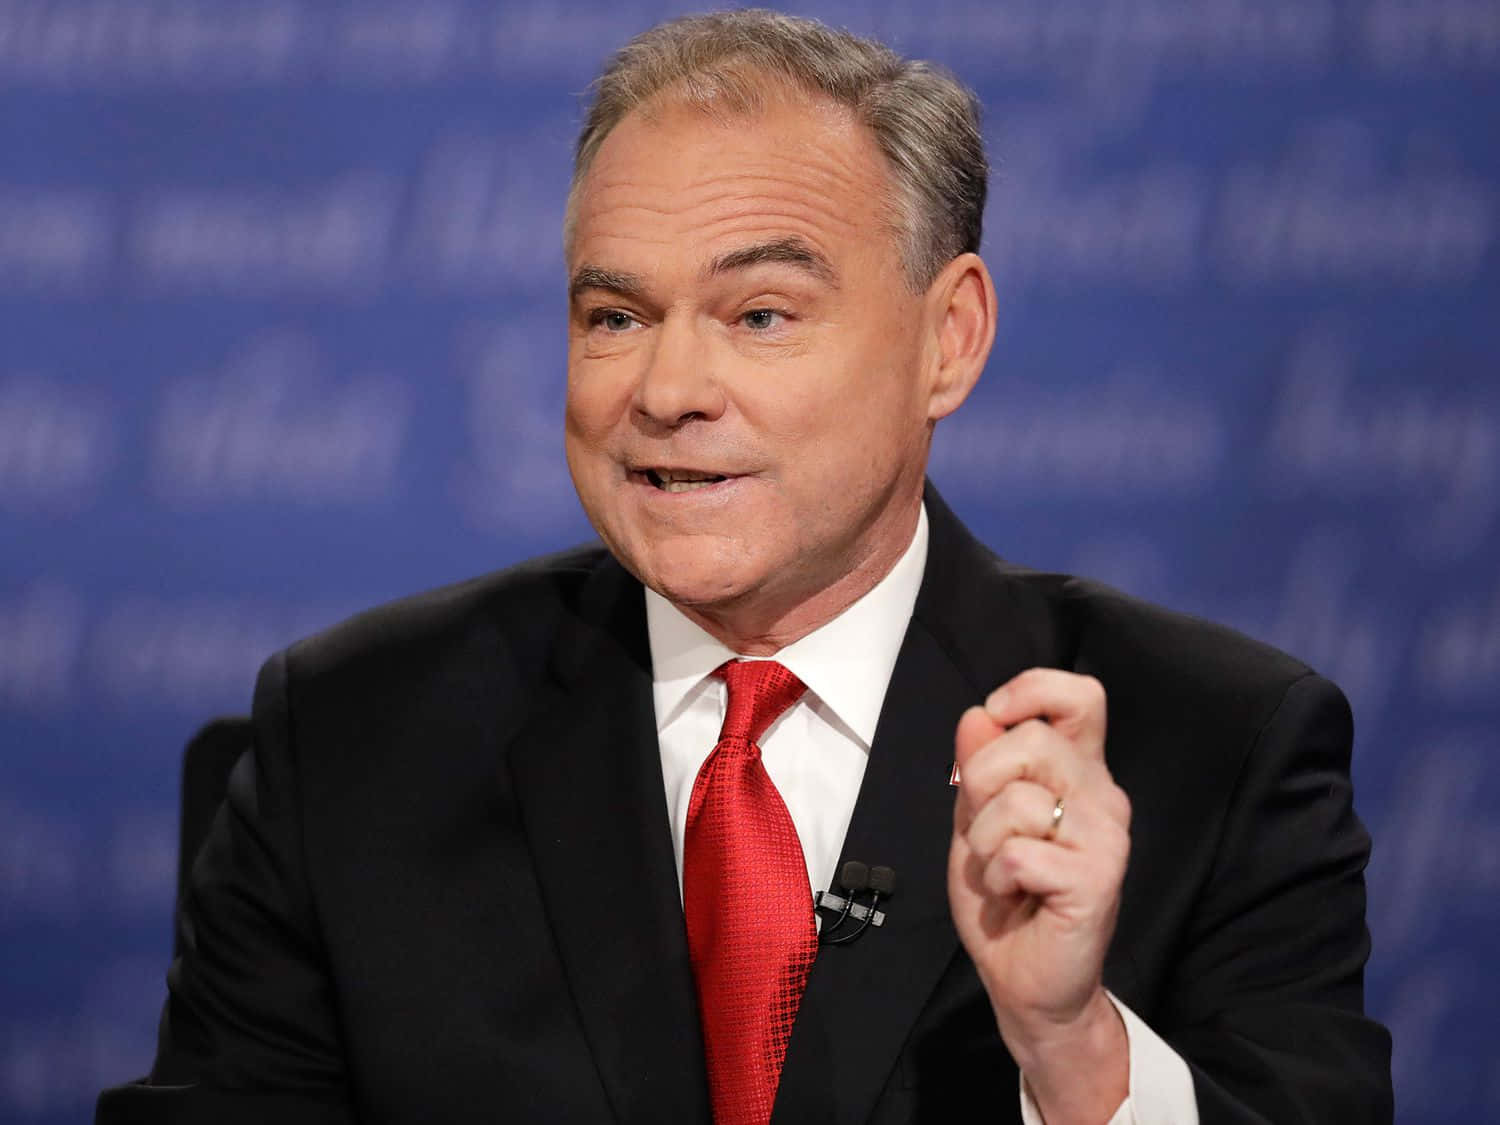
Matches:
[568,266,647,303]
[707,237,837,286]
[568,236,838,305]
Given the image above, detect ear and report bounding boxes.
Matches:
[922,252,996,421]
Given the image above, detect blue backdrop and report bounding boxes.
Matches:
[2,2,1497,1120]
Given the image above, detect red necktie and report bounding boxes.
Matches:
[683,660,816,1125]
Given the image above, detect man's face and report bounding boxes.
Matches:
[565,88,943,634]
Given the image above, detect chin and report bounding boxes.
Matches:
[633,537,764,611]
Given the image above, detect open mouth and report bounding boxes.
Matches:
[644,468,729,493]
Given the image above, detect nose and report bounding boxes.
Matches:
[633,315,725,430]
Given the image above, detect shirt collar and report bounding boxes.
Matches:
[645,503,929,749]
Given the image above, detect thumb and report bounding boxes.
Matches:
[955,705,998,768]
[952,706,998,834]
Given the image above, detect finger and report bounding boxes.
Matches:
[953,718,1085,824]
[954,704,998,770]
[983,668,1107,752]
[952,706,1003,834]
[963,779,1064,860]
[981,835,1092,901]
[981,836,1072,901]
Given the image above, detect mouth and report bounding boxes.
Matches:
[639,467,731,493]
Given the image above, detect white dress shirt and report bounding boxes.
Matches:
[645,504,1197,1124]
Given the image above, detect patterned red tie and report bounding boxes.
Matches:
[683,660,816,1125]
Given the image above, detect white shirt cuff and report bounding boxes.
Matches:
[1017,991,1198,1125]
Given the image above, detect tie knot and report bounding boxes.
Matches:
[714,660,806,747]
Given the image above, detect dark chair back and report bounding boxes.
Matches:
[174,716,252,955]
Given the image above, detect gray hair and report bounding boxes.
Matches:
[567,8,988,292]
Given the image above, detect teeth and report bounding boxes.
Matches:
[648,468,727,491]
[657,469,722,483]
[660,479,717,492]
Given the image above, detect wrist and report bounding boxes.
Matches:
[1007,990,1129,1125]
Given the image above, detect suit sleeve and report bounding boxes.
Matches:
[96,650,355,1125]
[1157,672,1393,1124]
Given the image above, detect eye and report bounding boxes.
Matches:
[589,309,639,333]
[740,308,784,331]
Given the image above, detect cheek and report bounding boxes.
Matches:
[795,351,925,455]
[563,383,624,511]
[565,359,629,447]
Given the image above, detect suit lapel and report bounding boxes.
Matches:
[775,487,1060,1124]
[507,556,710,1124]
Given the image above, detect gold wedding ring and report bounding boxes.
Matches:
[1048,796,1065,839]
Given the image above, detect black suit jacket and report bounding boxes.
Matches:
[98,490,1392,1123]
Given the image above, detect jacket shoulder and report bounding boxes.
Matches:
[1053,574,1313,694]
[920,492,1321,711]
[279,542,611,689]
[975,558,1330,738]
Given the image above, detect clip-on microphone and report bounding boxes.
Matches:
[816,861,895,945]
[818,861,868,938]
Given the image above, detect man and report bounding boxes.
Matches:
[99,10,1392,1124]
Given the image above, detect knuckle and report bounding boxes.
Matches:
[957,754,999,804]
[962,806,996,854]
[982,854,1013,895]
[970,743,1016,785]
[1013,667,1047,693]
[1009,718,1051,752]
[970,789,1021,852]
[998,834,1030,866]
[995,782,1029,819]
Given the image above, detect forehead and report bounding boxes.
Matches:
[569,87,899,272]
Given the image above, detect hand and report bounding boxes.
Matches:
[947,668,1132,1122]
